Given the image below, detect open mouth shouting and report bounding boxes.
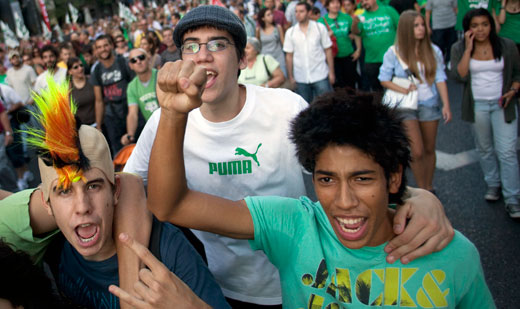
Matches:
[75,223,100,248]
[335,216,368,241]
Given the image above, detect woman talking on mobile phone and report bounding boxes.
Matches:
[379,10,451,193]
[450,8,520,218]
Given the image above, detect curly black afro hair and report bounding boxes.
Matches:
[290,89,411,204]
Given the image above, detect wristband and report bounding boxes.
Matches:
[510,87,519,94]
[5,131,12,136]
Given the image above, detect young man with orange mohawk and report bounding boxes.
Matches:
[0,78,229,308]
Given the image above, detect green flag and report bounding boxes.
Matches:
[1,21,19,48]
[68,3,79,23]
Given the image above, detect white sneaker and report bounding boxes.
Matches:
[17,178,28,191]
[23,171,34,183]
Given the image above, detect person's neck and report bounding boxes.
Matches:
[83,242,116,262]
[100,54,115,67]
[299,19,309,28]
[247,56,257,68]
[13,64,22,70]
[167,44,177,52]
[474,39,491,48]
[328,11,338,19]
[368,4,379,12]
[199,84,247,122]
[73,75,86,83]
[138,69,152,82]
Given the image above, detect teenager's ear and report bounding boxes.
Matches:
[388,166,403,194]
[40,190,53,216]
[113,174,122,205]
[239,52,247,70]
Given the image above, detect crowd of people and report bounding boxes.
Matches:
[0,0,517,307]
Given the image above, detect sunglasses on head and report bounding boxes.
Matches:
[129,54,146,63]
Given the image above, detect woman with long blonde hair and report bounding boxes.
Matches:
[379,10,451,192]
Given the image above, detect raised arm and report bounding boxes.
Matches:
[94,85,104,131]
[113,173,152,309]
[147,60,254,239]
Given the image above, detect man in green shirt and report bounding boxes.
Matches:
[121,48,159,146]
[353,0,399,92]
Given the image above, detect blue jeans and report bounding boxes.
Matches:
[473,100,520,204]
[295,77,332,103]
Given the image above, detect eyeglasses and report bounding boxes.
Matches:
[181,39,234,55]
[116,40,125,44]
[129,54,146,63]
[72,63,84,69]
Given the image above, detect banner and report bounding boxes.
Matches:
[68,3,79,23]
[0,21,19,48]
[38,0,51,32]
[119,2,137,23]
[10,1,29,40]
[41,20,51,40]
[13,11,29,40]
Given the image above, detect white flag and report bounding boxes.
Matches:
[119,3,137,23]
[53,24,64,42]
[152,1,158,9]
[13,11,29,40]
[41,21,51,40]
[65,13,71,25]
[68,3,79,23]
[0,21,19,48]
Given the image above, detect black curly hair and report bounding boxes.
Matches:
[290,89,411,204]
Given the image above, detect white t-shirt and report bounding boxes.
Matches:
[6,65,37,104]
[124,84,309,304]
[283,20,332,84]
[33,68,68,95]
[470,58,504,101]
[0,84,23,111]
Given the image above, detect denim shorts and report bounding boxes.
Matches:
[400,104,442,122]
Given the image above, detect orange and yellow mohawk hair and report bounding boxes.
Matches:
[25,77,89,191]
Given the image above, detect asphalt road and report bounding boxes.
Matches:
[22,78,518,307]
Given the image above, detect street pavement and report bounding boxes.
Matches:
[23,78,518,307]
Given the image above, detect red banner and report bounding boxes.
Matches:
[38,0,51,32]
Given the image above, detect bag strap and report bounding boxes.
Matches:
[149,216,163,260]
[391,46,417,83]
[323,18,332,32]
[262,55,272,78]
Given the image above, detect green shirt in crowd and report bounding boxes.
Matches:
[127,68,159,121]
[319,12,355,58]
[493,0,520,44]
[456,0,493,31]
[358,5,400,63]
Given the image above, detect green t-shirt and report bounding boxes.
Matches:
[238,54,280,86]
[0,189,59,265]
[126,68,159,121]
[246,195,496,308]
[359,5,400,63]
[498,10,520,43]
[456,0,493,31]
[319,12,355,58]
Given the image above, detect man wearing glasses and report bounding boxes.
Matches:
[121,49,159,146]
[124,5,453,308]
